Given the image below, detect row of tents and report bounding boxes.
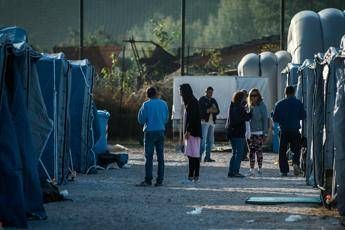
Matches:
[0,26,107,228]
[238,8,345,217]
[284,8,345,216]
[291,37,345,216]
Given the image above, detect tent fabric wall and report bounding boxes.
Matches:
[295,43,345,217]
[0,26,101,227]
[36,53,71,184]
[333,52,345,215]
[312,57,325,188]
[0,40,46,228]
[322,47,338,171]
[69,60,97,174]
[297,59,316,185]
[0,26,53,162]
[27,58,53,159]
[0,43,27,228]
[287,8,345,65]
[319,47,345,215]
[13,47,53,160]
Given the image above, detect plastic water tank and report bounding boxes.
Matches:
[94,110,110,154]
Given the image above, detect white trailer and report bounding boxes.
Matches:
[172,75,271,135]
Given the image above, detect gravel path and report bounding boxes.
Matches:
[29,144,343,229]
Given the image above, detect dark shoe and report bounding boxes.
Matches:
[233,173,245,178]
[193,177,199,182]
[242,157,249,161]
[136,181,152,187]
[293,164,302,176]
[281,173,288,177]
[204,158,215,162]
[227,172,234,177]
[154,182,163,187]
[341,216,345,227]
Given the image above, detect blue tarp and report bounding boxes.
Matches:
[0,27,46,227]
[69,60,97,173]
[36,53,71,184]
[0,26,103,227]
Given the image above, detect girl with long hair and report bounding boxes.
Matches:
[247,88,268,176]
[180,84,202,181]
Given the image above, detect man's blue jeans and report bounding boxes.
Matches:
[144,131,165,183]
[200,122,215,159]
[228,138,245,175]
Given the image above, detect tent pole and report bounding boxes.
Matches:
[79,0,84,59]
[280,0,285,50]
[181,0,186,76]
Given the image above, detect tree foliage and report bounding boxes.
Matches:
[61,26,118,46]
[97,53,137,95]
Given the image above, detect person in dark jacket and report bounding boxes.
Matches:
[180,84,202,181]
[241,89,250,161]
[199,86,219,162]
[272,86,306,176]
[227,91,252,177]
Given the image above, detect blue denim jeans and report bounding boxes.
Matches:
[228,138,245,175]
[200,122,215,159]
[144,131,165,183]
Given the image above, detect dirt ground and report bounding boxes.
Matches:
[29,143,344,230]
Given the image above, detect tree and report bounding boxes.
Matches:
[249,0,280,37]
[196,0,259,48]
[60,26,118,47]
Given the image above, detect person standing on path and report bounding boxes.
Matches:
[241,89,250,162]
[246,88,268,176]
[272,86,306,176]
[180,84,202,182]
[199,86,219,162]
[227,91,252,177]
[137,86,169,186]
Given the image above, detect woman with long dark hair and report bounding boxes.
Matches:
[247,88,268,176]
[227,91,252,177]
[180,84,202,182]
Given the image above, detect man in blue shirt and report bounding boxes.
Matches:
[137,87,169,186]
[272,86,306,177]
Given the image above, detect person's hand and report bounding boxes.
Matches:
[207,108,211,113]
[184,132,190,140]
[212,104,219,113]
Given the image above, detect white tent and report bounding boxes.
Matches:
[237,51,291,102]
[287,8,345,64]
